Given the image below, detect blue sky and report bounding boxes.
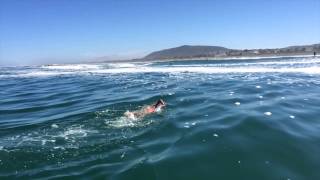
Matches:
[0,0,319,65]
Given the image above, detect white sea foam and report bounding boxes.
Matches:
[213,133,219,137]
[51,124,59,128]
[107,63,138,68]
[106,116,136,128]
[235,102,241,106]
[2,58,320,78]
[59,125,96,138]
[17,66,320,77]
[106,116,154,128]
[0,71,73,78]
[264,112,272,116]
[289,115,295,119]
[85,66,320,74]
[42,64,101,70]
[0,124,97,149]
[25,71,73,76]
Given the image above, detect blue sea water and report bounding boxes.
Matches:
[1,56,320,179]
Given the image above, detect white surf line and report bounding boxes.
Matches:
[85,66,320,74]
[2,65,319,78]
[41,64,102,70]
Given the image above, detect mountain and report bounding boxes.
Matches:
[144,45,230,60]
[142,43,320,60]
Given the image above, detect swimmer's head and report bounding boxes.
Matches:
[154,99,166,109]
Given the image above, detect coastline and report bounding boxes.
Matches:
[123,53,318,64]
[16,53,319,68]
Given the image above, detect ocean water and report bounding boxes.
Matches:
[1,56,320,179]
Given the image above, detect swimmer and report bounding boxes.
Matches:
[124,99,166,120]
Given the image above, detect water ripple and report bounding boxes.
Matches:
[1,57,320,179]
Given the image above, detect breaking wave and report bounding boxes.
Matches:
[0,56,319,78]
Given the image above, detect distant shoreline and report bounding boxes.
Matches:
[103,43,320,63]
[38,54,319,67]
[142,44,319,61]
[107,53,318,64]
